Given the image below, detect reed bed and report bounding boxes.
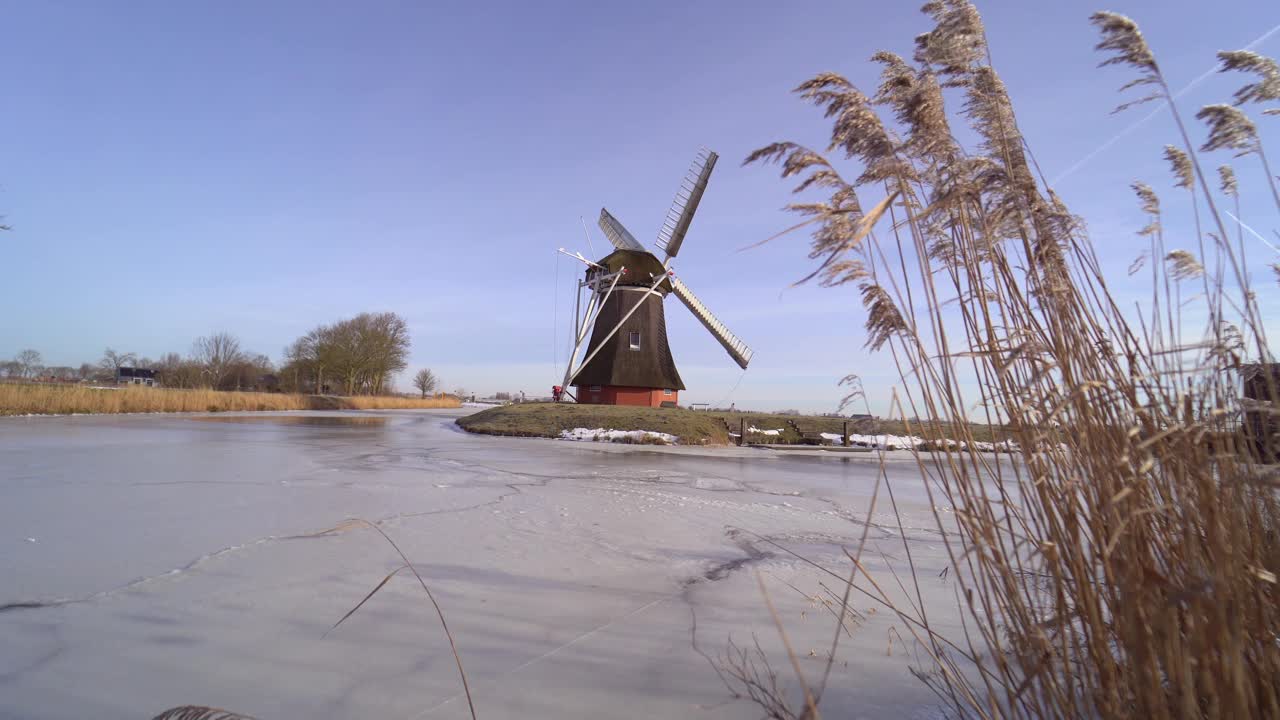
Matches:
[743,1,1280,718]
[340,394,463,411]
[0,383,460,416]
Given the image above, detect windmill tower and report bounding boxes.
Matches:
[559,149,754,406]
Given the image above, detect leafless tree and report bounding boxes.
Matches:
[15,349,42,378]
[282,312,412,396]
[413,368,438,398]
[282,328,334,394]
[46,366,75,380]
[192,332,244,389]
[226,353,274,391]
[154,352,200,389]
[99,348,137,379]
[77,363,96,381]
[1,360,21,378]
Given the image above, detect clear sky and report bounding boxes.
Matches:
[2,0,1277,413]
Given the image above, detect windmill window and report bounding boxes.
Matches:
[589,385,601,392]
[629,331,641,350]
[663,389,673,396]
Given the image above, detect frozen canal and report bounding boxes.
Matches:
[2,410,961,719]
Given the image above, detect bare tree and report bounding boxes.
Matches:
[283,327,337,394]
[192,333,243,389]
[99,348,137,379]
[77,363,96,381]
[46,366,75,380]
[226,353,274,391]
[1,360,21,378]
[282,312,412,396]
[154,352,200,389]
[413,368,438,398]
[365,312,411,395]
[15,349,42,378]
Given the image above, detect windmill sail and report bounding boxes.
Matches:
[598,209,646,252]
[655,150,718,260]
[669,276,753,369]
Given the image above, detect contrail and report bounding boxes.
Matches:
[1226,210,1280,254]
[1050,22,1280,186]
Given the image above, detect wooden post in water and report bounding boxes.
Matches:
[739,417,746,447]
[843,420,849,447]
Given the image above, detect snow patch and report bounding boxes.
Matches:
[814,431,1018,453]
[747,426,784,436]
[559,427,678,445]
[840,432,1019,453]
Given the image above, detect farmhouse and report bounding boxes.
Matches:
[116,367,158,387]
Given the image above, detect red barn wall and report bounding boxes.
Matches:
[574,385,678,407]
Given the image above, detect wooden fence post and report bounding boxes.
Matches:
[739,417,746,447]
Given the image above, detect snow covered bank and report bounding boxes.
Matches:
[559,427,679,444]
[821,431,1019,453]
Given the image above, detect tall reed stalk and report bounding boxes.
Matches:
[744,2,1280,717]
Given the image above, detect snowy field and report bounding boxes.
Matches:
[0,410,983,719]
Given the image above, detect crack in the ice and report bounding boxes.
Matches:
[0,642,65,684]
[0,482,537,614]
[811,494,946,543]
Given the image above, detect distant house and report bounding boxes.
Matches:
[116,367,158,387]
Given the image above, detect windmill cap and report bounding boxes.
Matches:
[590,249,674,292]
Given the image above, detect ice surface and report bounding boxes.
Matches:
[1,410,979,719]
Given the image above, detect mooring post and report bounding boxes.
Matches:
[843,420,849,447]
[739,417,746,447]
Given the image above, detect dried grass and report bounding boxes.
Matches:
[743,2,1280,718]
[0,383,459,416]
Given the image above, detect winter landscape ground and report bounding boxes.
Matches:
[0,408,977,720]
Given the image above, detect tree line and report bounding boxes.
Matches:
[3,337,276,391]
[4,311,440,397]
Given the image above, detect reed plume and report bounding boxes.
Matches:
[1216,50,1280,111]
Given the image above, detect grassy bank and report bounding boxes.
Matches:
[0,383,460,416]
[456,402,1005,446]
[457,403,731,444]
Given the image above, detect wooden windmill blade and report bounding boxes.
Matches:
[655,149,717,261]
[669,276,754,369]
[597,208,646,252]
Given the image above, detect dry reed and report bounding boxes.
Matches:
[743,1,1280,718]
[0,383,460,416]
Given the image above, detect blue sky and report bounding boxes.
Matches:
[2,0,1277,413]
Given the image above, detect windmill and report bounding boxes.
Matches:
[557,149,753,407]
